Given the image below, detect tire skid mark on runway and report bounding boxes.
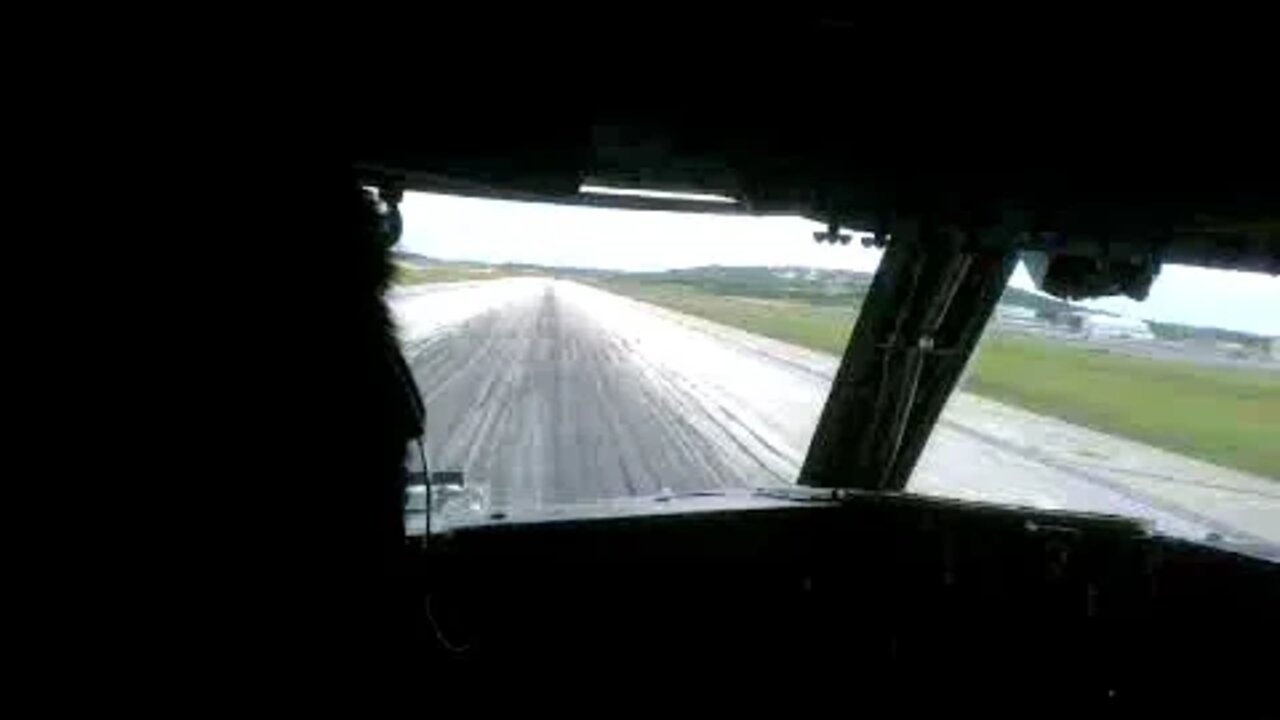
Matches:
[940,419,1271,545]
[626,353,796,485]
[616,325,793,488]
[394,279,1275,545]
[401,281,785,509]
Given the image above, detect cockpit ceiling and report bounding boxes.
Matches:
[353,113,1279,275]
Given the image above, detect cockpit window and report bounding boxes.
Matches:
[396,190,1278,549]
[394,192,872,520]
[911,264,1280,547]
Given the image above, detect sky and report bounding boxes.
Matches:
[398,191,1279,336]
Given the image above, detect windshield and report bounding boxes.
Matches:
[395,191,1279,548]
[914,264,1280,551]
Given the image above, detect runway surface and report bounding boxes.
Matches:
[394,279,1278,546]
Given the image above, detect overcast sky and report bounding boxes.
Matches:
[398,191,1279,336]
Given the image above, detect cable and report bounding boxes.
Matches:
[416,436,431,546]
[425,594,472,654]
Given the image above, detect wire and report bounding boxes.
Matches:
[416,437,431,546]
[425,593,472,653]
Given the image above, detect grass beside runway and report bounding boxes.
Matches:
[393,263,516,285]
[967,335,1280,479]
[596,281,857,355]
[594,280,1280,479]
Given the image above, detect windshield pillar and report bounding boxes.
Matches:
[800,220,1017,490]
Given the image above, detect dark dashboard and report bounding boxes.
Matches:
[416,491,1277,703]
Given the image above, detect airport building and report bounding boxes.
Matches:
[1078,314,1155,341]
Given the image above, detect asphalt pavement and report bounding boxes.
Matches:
[394,279,1279,546]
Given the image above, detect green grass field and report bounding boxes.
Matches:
[596,279,1280,479]
[599,281,857,354]
[393,263,514,285]
[966,335,1280,479]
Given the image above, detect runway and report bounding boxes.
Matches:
[394,278,1278,546]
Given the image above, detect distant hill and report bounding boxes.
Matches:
[610,265,875,305]
[400,257,1093,312]
[390,249,436,267]
[407,258,1090,312]
[394,257,1273,345]
[590,264,1096,316]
